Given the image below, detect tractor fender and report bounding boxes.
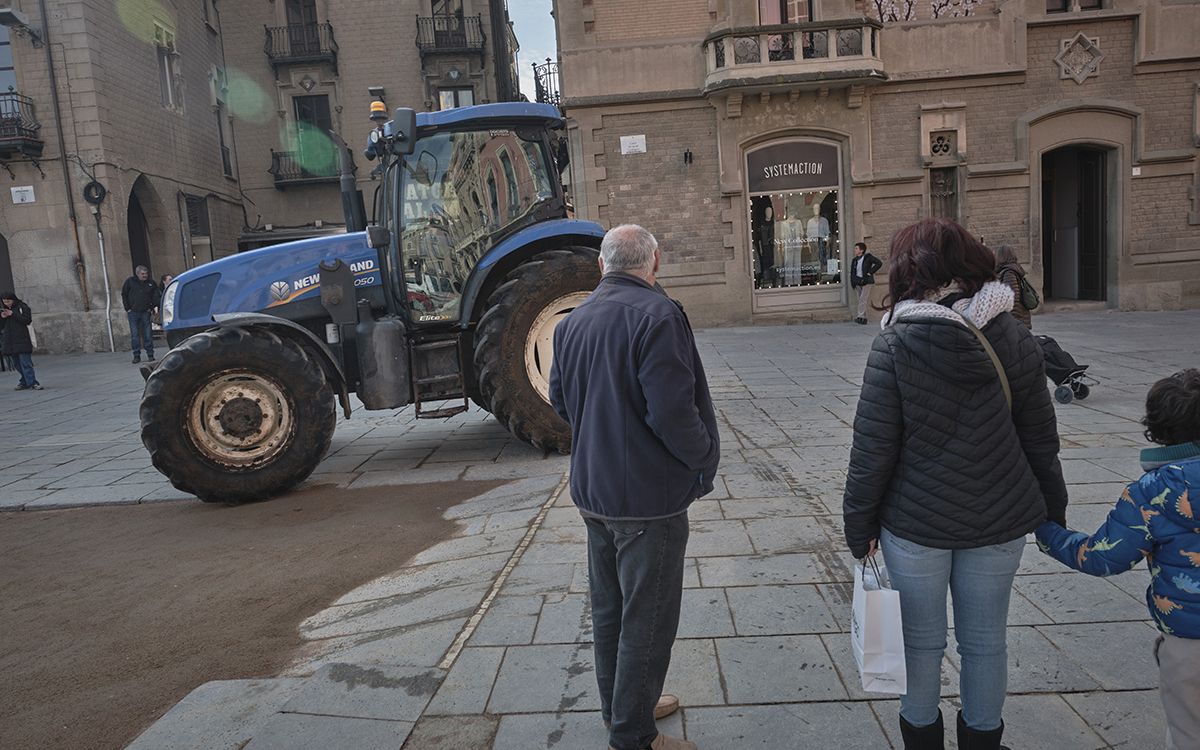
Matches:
[460,218,604,326]
[210,312,353,418]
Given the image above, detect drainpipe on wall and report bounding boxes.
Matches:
[90,205,115,352]
[38,0,91,312]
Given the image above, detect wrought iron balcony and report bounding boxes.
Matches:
[416,15,486,57]
[269,149,339,188]
[264,22,338,74]
[532,58,560,107]
[703,18,886,95]
[0,92,44,159]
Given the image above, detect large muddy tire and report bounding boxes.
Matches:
[474,247,598,453]
[140,326,337,503]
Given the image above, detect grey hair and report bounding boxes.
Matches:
[600,224,657,274]
[993,245,1019,267]
[135,265,149,274]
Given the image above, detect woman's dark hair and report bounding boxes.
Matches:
[0,290,14,301]
[994,245,1020,267]
[1142,369,1200,446]
[883,218,997,309]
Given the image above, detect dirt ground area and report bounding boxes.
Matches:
[0,480,505,750]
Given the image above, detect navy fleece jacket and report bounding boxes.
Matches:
[549,272,720,519]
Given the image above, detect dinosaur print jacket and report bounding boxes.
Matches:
[1035,444,1200,638]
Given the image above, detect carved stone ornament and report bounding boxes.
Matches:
[298,74,317,92]
[1055,33,1104,85]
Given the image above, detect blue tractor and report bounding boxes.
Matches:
[142,103,604,502]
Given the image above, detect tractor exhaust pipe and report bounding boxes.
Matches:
[329,130,366,233]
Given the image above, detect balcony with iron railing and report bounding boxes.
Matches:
[264,22,338,74]
[269,149,339,188]
[416,15,486,57]
[703,18,886,95]
[532,58,560,107]
[0,92,43,159]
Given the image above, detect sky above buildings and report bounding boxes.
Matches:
[510,0,556,100]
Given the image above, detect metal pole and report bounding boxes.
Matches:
[92,208,115,352]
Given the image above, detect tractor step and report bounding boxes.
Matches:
[417,403,469,419]
[414,373,461,386]
[411,340,458,352]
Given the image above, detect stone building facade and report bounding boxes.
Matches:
[554,0,1200,327]
[0,0,519,352]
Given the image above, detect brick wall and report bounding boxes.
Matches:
[595,107,730,264]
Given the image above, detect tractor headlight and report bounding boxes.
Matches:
[161,281,179,326]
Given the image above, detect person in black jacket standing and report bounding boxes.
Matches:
[550,224,719,750]
[849,241,882,324]
[122,265,158,363]
[843,218,1067,750]
[1,291,42,390]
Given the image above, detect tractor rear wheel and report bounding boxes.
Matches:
[140,326,337,503]
[474,247,598,453]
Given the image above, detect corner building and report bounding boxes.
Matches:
[552,0,1200,326]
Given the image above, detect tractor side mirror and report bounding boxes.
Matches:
[388,108,417,156]
[366,225,391,249]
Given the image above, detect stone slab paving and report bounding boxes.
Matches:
[5,311,1197,749]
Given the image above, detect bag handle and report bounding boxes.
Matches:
[960,315,1012,411]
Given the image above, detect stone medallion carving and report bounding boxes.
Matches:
[1055,33,1104,85]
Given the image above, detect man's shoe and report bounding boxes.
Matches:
[654,694,679,720]
[649,733,696,750]
[132,355,141,364]
[14,383,28,390]
[899,711,943,749]
[956,711,1009,750]
[31,383,43,390]
[147,353,156,362]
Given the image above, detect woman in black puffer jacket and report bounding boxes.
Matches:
[843,218,1067,750]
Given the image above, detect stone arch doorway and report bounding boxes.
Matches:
[0,232,14,293]
[1040,144,1114,302]
[126,175,172,276]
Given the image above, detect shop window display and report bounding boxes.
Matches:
[750,189,840,289]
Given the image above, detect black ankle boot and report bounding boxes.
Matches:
[899,711,944,749]
[956,711,1010,750]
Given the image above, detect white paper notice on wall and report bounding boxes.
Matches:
[10,186,35,204]
[620,135,647,155]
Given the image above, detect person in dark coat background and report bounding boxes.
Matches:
[843,218,1067,750]
[122,265,159,364]
[849,241,883,324]
[1,291,42,390]
[995,245,1033,328]
[550,224,719,750]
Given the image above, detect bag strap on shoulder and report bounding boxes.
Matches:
[960,315,1012,411]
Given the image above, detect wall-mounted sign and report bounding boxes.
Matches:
[10,185,35,204]
[747,141,839,193]
[620,135,646,155]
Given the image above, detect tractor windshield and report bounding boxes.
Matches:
[398,127,556,322]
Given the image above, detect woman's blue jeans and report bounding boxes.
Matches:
[880,528,1024,732]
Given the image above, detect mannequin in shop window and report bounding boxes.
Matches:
[807,203,830,274]
[755,201,778,288]
[780,200,807,287]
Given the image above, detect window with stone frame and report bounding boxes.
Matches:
[929,167,959,220]
[155,23,182,111]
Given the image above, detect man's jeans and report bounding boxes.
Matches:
[13,352,37,387]
[585,512,689,750]
[880,528,1024,732]
[128,311,154,356]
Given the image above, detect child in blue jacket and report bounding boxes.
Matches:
[1036,369,1200,749]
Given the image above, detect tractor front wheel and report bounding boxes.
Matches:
[140,326,337,503]
[474,248,599,453]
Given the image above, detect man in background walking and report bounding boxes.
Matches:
[849,241,883,325]
[550,224,720,750]
[122,265,158,363]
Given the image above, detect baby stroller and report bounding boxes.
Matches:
[1037,335,1097,404]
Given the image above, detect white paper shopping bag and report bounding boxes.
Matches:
[850,557,907,694]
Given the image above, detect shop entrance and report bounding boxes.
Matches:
[1041,145,1110,301]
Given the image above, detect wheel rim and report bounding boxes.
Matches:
[186,371,294,468]
[525,291,590,403]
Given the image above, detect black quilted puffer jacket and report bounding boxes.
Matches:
[843,311,1068,559]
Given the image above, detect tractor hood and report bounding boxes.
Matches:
[164,232,381,331]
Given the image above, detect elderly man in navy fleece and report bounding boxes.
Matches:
[550,224,720,750]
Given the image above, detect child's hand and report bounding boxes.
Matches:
[1034,521,1062,555]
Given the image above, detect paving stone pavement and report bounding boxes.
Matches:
[4,310,1197,749]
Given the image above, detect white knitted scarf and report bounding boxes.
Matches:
[882,281,1015,330]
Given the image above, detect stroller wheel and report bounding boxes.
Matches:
[1073,383,1091,400]
[1054,385,1074,404]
